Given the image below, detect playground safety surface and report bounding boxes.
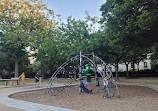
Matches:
[10,84,158,111]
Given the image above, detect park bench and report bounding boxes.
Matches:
[0,78,19,86]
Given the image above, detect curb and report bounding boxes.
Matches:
[0,85,77,111]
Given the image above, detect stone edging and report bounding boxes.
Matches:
[0,86,76,111]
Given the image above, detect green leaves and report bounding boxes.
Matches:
[100,0,158,50]
[98,0,158,78]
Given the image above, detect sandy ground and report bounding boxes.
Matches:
[118,77,158,85]
[10,84,158,111]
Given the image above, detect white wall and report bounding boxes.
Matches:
[109,59,151,72]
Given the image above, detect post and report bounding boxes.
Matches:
[93,52,99,93]
[11,80,13,86]
[5,80,8,86]
[79,51,82,95]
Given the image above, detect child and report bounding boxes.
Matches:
[81,78,92,93]
[19,72,25,85]
[35,72,40,87]
[103,70,110,98]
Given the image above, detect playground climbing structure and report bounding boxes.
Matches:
[45,52,120,98]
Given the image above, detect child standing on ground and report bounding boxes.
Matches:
[19,72,25,85]
[35,72,40,87]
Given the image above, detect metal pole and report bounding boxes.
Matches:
[93,52,99,93]
[79,51,82,95]
[95,56,120,98]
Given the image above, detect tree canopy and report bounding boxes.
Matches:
[0,0,56,77]
[99,0,158,78]
[0,0,157,78]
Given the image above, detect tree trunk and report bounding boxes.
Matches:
[125,63,129,78]
[41,63,45,78]
[137,62,139,71]
[132,62,135,71]
[115,63,119,79]
[74,67,77,79]
[15,55,19,77]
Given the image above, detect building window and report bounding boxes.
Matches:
[131,63,135,68]
[144,62,147,68]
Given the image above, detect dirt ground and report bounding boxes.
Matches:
[118,77,158,85]
[10,84,158,111]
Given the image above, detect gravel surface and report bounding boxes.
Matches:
[10,84,158,111]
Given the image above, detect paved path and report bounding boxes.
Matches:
[0,83,76,111]
[0,82,158,111]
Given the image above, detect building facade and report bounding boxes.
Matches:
[109,54,152,72]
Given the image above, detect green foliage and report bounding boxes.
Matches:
[0,0,56,77]
[150,44,158,63]
[0,0,157,78]
[35,17,92,75]
[99,0,158,78]
[25,61,41,77]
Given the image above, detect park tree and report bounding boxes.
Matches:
[100,0,158,48]
[150,44,158,70]
[0,32,8,74]
[36,16,107,77]
[0,0,56,77]
[0,49,9,76]
[0,32,14,77]
[100,0,158,78]
[60,17,91,55]
[121,48,149,78]
[97,15,130,79]
[121,51,132,78]
[35,17,92,76]
[105,38,129,79]
[0,32,29,78]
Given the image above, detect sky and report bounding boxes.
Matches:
[43,0,106,22]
